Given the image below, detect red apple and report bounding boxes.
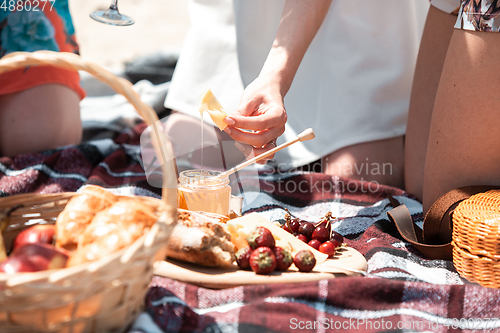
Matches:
[0,234,6,263]
[0,256,41,273]
[6,243,68,273]
[12,225,56,250]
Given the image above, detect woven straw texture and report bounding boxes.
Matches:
[452,190,500,288]
[0,51,178,332]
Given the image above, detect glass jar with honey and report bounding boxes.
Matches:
[177,169,231,216]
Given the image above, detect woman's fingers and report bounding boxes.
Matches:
[234,141,276,164]
[226,126,282,148]
[224,106,286,147]
[254,144,276,164]
[226,106,287,131]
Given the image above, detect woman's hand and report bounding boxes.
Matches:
[224,74,287,163]
[223,0,331,164]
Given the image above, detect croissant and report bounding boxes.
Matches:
[67,198,157,266]
[55,185,117,250]
[166,209,235,267]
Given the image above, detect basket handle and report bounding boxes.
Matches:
[386,185,500,261]
[0,51,177,207]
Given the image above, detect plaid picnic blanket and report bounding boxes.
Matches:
[2,123,500,333]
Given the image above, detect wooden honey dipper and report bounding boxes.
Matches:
[217,128,315,178]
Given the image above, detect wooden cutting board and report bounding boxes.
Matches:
[154,246,367,289]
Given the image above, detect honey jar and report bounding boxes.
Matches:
[177,169,231,216]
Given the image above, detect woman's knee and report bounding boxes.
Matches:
[322,136,405,188]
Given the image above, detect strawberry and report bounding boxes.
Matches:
[235,247,253,270]
[273,246,293,271]
[293,249,316,272]
[246,226,275,250]
[249,247,277,274]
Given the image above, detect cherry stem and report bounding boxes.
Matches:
[284,213,293,230]
[283,208,296,230]
[314,211,333,228]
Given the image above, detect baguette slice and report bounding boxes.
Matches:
[166,209,235,267]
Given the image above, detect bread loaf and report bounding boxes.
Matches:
[67,198,157,267]
[79,198,156,246]
[166,209,235,267]
[55,185,117,250]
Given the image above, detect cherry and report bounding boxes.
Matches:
[329,238,340,249]
[312,226,330,243]
[307,239,322,250]
[289,219,300,233]
[298,222,315,240]
[283,224,293,233]
[331,231,343,247]
[283,211,301,234]
[296,234,308,243]
[319,241,336,258]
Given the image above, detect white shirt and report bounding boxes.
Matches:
[166,0,430,170]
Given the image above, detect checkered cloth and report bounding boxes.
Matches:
[2,123,500,333]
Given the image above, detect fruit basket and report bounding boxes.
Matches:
[0,51,178,332]
[452,190,500,288]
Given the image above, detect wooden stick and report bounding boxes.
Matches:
[218,128,315,178]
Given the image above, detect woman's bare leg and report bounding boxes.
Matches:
[322,136,404,189]
[0,84,81,156]
[405,6,457,201]
[423,30,500,213]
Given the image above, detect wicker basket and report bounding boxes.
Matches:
[452,190,500,288]
[0,51,178,332]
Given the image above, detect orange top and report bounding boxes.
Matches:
[0,3,86,99]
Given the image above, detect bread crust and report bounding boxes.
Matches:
[79,198,156,246]
[56,185,117,249]
[166,209,235,267]
[66,197,159,267]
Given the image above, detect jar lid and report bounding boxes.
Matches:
[179,169,229,187]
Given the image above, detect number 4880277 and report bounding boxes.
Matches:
[1,0,55,12]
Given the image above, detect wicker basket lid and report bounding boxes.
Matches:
[452,190,500,260]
